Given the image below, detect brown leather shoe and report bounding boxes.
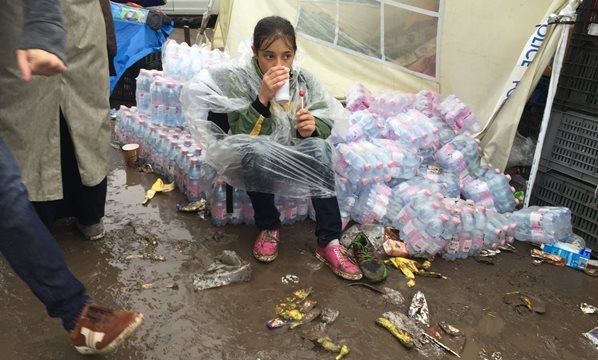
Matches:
[70,303,144,355]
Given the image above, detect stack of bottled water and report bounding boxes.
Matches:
[419,165,460,198]
[384,180,449,228]
[506,206,573,244]
[438,94,483,134]
[162,40,229,82]
[345,83,371,112]
[330,109,383,144]
[350,183,393,224]
[368,91,415,118]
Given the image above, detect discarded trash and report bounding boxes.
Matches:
[541,242,592,270]
[316,336,350,359]
[385,257,446,287]
[585,259,598,277]
[409,291,430,327]
[176,200,206,212]
[503,291,546,314]
[125,253,166,262]
[583,326,598,348]
[320,308,340,325]
[346,282,384,294]
[300,299,317,313]
[479,249,501,257]
[530,248,565,267]
[141,283,178,290]
[376,317,415,349]
[581,303,598,315]
[474,256,495,265]
[290,308,321,329]
[275,288,313,321]
[426,322,466,356]
[497,243,516,253]
[192,250,252,291]
[281,274,300,285]
[341,224,385,255]
[383,227,410,257]
[138,163,154,173]
[382,287,405,306]
[479,350,503,360]
[143,178,175,205]
[265,318,287,329]
[420,332,461,358]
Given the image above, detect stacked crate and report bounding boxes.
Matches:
[531,0,598,250]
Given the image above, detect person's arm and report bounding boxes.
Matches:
[19,0,66,63]
[228,97,274,136]
[17,0,67,81]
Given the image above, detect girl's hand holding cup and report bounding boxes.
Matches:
[258,66,290,105]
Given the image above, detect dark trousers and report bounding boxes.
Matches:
[33,113,107,230]
[248,191,342,248]
[0,137,89,331]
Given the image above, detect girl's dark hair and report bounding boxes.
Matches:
[253,16,297,52]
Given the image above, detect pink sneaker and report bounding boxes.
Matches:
[253,229,280,262]
[315,243,363,280]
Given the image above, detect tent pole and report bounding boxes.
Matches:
[524,1,577,208]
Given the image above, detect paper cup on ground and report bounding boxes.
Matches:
[275,79,290,103]
[122,143,139,166]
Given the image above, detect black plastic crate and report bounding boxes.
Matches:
[540,110,598,185]
[530,170,598,250]
[111,51,162,104]
[553,0,598,113]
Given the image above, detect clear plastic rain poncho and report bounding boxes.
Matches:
[181,45,349,198]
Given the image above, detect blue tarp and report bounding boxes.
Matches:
[109,19,173,94]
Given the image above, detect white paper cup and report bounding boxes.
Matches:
[275,79,290,103]
[122,143,140,166]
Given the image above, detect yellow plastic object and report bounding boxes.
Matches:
[375,317,415,349]
[143,178,175,205]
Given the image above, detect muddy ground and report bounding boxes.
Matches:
[1,143,597,360]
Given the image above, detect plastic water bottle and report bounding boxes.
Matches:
[210,178,228,226]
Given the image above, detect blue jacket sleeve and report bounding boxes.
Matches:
[19,0,67,64]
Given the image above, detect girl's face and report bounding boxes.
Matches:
[254,37,295,74]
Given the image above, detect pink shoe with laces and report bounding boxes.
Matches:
[253,229,280,262]
[315,243,363,280]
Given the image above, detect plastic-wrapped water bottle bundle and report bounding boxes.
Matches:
[384,179,449,228]
[419,165,460,198]
[368,91,415,118]
[438,94,483,134]
[162,40,230,82]
[385,110,440,152]
[350,183,393,225]
[413,90,441,121]
[329,109,383,144]
[344,83,371,112]
[505,206,573,244]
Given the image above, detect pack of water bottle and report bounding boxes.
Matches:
[330,109,384,143]
[368,91,415,118]
[350,183,393,224]
[438,94,483,134]
[418,165,460,198]
[334,140,421,186]
[345,83,371,112]
[505,206,573,244]
[162,40,229,82]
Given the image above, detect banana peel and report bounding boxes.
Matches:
[375,317,415,349]
[275,287,313,321]
[385,257,447,287]
[316,336,350,359]
[143,178,175,205]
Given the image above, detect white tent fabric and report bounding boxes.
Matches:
[211,0,575,169]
